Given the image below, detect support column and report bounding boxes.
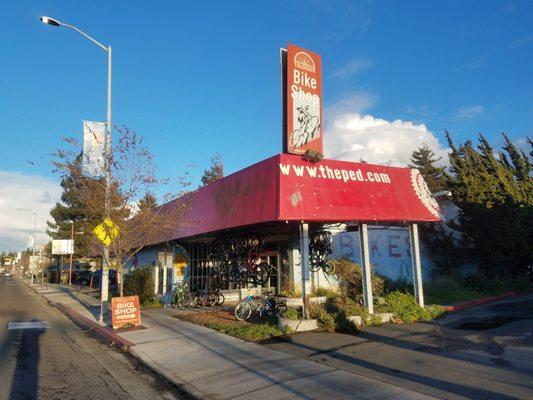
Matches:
[162,255,168,295]
[153,262,159,295]
[358,223,374,314]
[409,223,425,307]
[299,223,311,319]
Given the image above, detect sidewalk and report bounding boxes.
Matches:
[33,284,434,400]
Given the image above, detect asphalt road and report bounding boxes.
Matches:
[0,275,182,400]
[264,294,533,400]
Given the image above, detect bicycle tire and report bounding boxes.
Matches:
[322,259,335,275]
[309,263,321,272]
[252,262,270,286]
[275,303,288,317]
[216,292,225,306]
[234,301,252,321]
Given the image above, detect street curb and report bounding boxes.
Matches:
[56,302,134,350]
[442,291,523,312]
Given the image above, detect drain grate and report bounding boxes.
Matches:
[8,321,51,330]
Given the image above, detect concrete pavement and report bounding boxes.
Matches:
[264,294,533,400]
[33,283,435,399]
[0,276,183,400]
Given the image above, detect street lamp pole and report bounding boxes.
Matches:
[40,16,112,322]
[16,208,36,285]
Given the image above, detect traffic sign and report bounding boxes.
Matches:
[93,218,119,246]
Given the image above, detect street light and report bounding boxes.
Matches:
[40,15,112,323]
[16,208,36,285]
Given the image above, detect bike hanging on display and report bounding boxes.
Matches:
[210,234,271,287]
[234,291,288,321]
[309,230,335,275]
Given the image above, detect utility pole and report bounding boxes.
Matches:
[69,221,74,285]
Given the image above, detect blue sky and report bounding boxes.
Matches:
[1,0,532,250]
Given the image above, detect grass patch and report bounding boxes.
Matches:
[205,321,291,342]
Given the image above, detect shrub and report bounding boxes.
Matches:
[206,322,290,341]
[279,289,302,298]
[123,267,156,306]
[331,258,384,299]
[281,308,300,320]
[383,277,413,294]
[334,311,358,333]
[309,304,336,332]
[383,291,427,324]
[312,287,338,299]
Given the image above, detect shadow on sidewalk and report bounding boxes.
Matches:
[51,285,102,321]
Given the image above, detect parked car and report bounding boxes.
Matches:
[77,269,118,294]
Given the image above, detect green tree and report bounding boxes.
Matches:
[409,144,447,192]
[200,154,224,186]
[137,192,157,212]
[445,132,532,278]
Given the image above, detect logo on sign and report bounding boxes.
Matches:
[410,169,440,218]
[294,51,316,72]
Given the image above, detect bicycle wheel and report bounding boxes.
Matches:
[322,259,335,275]
[207,292,217,306]
[216,292,225,306]
[275,303,288,317]
[234,301,252,321]
[309,263,321,272]
[252,262,270,286]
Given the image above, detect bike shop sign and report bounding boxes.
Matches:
[286,43,323,155]
[111,295,141,329]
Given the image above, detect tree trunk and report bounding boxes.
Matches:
[118,257,124,297]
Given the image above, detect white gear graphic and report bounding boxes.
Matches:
[410,169,440,218]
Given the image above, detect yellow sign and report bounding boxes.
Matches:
[93,218,119,246]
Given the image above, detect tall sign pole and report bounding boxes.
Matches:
[101,45,112,323]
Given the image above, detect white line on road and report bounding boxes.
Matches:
[8,321,51,330]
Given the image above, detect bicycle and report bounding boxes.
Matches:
[289,105,321,149]
[234,292,287,321]
[170,282,197,308]
[309,230,335,275]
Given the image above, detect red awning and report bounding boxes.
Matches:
[153,154,440,243]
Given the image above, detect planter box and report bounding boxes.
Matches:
[309,296,327,304]
[274,296,327,309]
[348,312,394,326]
[275,297,303,308]
[278,317,318,332]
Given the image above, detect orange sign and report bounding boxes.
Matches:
[286,43,323,156]
[111,295,141,329]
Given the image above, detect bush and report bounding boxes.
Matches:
[206,322,290,341]
[309,305,336,332]
[383,291,445,323]
[312,287,338,299]
[332,258,384,298]
[123,267,156,306]
[334,310,358,333]
[281,308,300,320]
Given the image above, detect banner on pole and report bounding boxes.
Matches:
[82,120,105,178]
[51,239,74,255]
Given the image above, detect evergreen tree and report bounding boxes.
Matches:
[409,144,447,192]
[200,154,224,186]
[445,132,532,278]
[138,192,157,212]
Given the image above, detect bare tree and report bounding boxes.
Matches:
[52,125,192,296]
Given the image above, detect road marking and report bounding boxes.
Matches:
[8,321,51,330]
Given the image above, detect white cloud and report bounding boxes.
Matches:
[0,172,61,252]
[454,104,484,121]
[324,98,448,166]
[331,58,373,80]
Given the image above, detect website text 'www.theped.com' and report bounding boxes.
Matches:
[279,163,392,184]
